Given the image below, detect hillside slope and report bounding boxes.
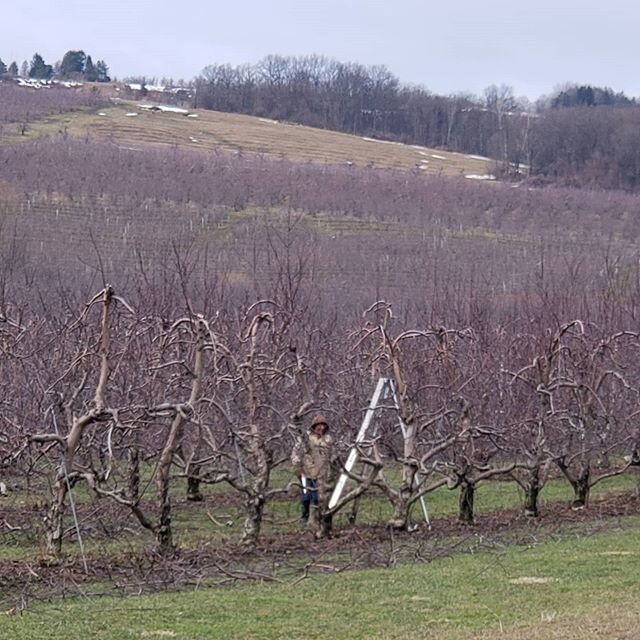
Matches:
[8,99,496,178]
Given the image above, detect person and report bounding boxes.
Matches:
[291,414,336,537]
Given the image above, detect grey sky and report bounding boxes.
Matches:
[3,0,639,99]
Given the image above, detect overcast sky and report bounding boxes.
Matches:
[3,0,639,99]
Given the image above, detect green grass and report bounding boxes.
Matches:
[2,518,639,639]
[349,472,637,527]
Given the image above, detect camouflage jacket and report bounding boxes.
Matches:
[291,430,336,481]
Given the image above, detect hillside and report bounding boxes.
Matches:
[6,98,496,178]
[1,89,638,317]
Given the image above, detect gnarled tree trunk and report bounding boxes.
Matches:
[523,466,543,517]
[557,458,591,510]
[154,316,206,553]
[458,480,475,524]
[570,468,591,509]
[37,286,116,559]
[242,493,265,544]
[240,314,273,546]
[387,483,414,531]
[241,445,269,545]
[44,481,67,557]
[127,447,140,502]
[187,471,203,502]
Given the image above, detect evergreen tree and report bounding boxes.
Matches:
[29,53,53,80]
[552,84,633,109]
[0,59,7,76]
[8,61,18,77]
[576,85,595,106]
[84,55,97,81]
[60,50,86,77]
[95,60,110,83]
[20,60,28,78]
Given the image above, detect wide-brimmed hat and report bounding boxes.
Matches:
[310,414,328,429]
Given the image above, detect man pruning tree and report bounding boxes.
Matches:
[291,414,336,538]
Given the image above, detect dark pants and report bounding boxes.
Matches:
[300,477,318,519]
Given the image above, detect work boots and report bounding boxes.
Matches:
[300,502,310,528]
[308,504,321,535]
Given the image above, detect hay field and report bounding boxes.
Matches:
[9,100,496,177]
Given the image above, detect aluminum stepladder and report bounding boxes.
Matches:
[328,377,430,526]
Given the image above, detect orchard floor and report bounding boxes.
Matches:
[1,508,639,639]
[1,488,639,612]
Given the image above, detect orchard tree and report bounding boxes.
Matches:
[548,323,640,509]
[29,286,132,556]
[502,328,557,518]
[340,304,484,531]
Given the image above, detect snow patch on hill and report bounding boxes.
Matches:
[465,174,496,181]
[139,104,190,114]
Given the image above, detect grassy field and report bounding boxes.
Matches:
[2,517,638,639]
[2,101,495,177]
